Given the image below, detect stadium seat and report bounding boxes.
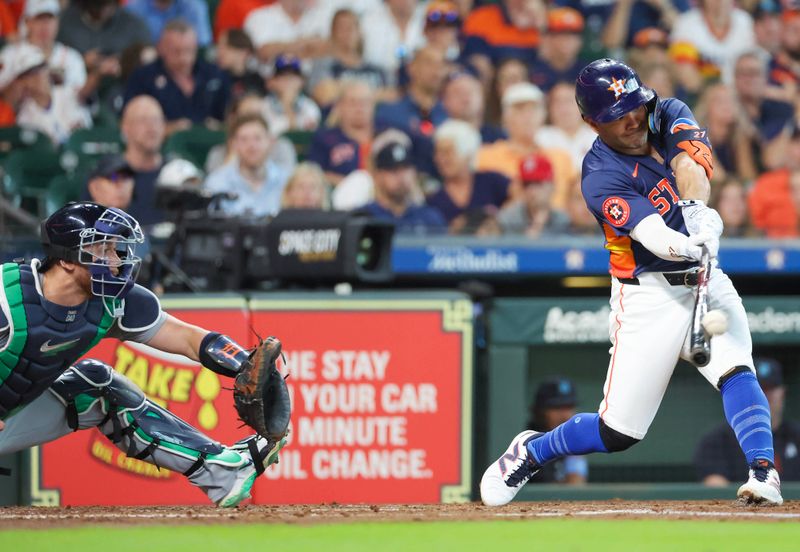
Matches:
[164,126,226,168]
[0,126,54,162]
[1,150,67,218]
[61,127,125,173]
[282,130,314,161]
[45,172,87,216]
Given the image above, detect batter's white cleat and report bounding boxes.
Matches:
[737,459,783,506]
[480,430,542,506]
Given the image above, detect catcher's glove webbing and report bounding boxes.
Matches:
[233,336,291,443]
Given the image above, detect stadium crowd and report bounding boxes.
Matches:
[0,0,799,238]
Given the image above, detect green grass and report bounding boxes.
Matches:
[3,519,800,552]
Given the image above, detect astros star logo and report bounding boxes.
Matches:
[607,77,627,99]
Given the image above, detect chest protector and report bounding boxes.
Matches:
[0,263,118,418]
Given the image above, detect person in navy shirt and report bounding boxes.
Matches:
[361,140,446,234]
[307,81,383,186]
[529,8,586,93]
[481,59,784,509]
[376,46,448,178]
[124,19,230,133]
[426,120,510,231]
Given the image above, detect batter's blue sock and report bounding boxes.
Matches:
[527,413,608,465]
[721,371,774,464]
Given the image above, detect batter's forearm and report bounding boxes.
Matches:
[672,152,711,202]
[631,214,701,261]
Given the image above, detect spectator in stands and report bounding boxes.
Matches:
[204,113,290,217]
[204,92,297,176]
[748,125,800,237]
[85,154,135,210]
[362,139,447,234]
[462,0,546,85]
[263,54,321,137]
[309,80,378,186]
[15,44,93,145]
[565,180,598,236]
[498,153,569,237]
[280,161,330,210]
[485,57,529,127]
[625,27,694,101]
[442,71,503,144]
[733,50,795,172]
[422,1,464,69]
[753,0,783,58]
[121,95,167,227]
[529,8,585,93]
[0,43,41,126]
[307,8,393,109]
[477,83,575,211]
[627,26,671,70]
[768,9,800,103]
[10,0,87,98]
[125,20,230,134]
[361,0,427,76]
[527,378,588,485]
[669,0,755,83]
[427,119,509,233]
[216,29,266,100]
[693,82,758,183]
[330,127,411,211]
[376,45,448,177]
[709,179,757,238]
[601,0,686,52]
[535,81,595,173]
[57,0,151,56]
[213,0,272,43]
[694,357,800,485]
[638,63,676,99]
[244,0,332,62]
[126,0,212,47]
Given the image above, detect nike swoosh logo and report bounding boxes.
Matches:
[632,162,639,178]
[40,338,81,354]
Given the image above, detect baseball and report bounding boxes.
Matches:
[702,310,728,335]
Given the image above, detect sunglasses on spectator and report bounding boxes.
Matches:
[427,10,460,26]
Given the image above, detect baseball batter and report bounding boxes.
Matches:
[481,59,783,506]
[0,202,284,507]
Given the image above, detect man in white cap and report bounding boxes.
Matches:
[476,81,576,212]
[12,42,92,144]
[0,43,50,126]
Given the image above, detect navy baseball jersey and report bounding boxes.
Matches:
[581,98,706,278]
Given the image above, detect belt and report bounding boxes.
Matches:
[617,271,700,287]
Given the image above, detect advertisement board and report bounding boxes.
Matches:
[30,293,473,505]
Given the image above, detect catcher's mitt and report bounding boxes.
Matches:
[233,336,291,442]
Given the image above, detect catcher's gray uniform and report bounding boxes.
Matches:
[0,260,261,503]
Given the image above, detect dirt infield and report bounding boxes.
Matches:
[1,501,798,528]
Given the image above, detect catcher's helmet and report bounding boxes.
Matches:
[42,202,144,314]
[575,58,657,123]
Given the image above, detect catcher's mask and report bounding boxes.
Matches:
[42,202,144,317]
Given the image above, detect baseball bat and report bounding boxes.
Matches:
[690,245,712,367]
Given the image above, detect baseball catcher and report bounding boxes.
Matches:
[0,202,290,507]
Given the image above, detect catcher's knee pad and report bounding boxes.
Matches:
[50,359,121,430]
[599,418,640,452]
[51,359,229,473]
